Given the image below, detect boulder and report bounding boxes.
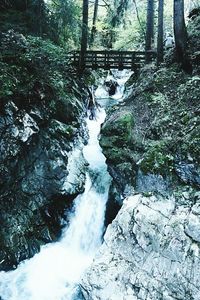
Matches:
[81,193,200,300]
[104,79,119,96]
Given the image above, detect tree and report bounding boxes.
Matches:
[105,0,129,49]
[145,0,154,62]
[157,0,164,64]
[133,0,146,38]
[174,0,192,72]
[90,0,99,47]
[80,0,89,71]
[28,0,47,36]
[48,0,81,46]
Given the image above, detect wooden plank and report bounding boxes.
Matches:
[66,49,154,70]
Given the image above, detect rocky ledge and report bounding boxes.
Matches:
[81,192,200,300]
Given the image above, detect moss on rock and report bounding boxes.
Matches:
[100,14,200,192]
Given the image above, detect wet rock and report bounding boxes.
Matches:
[136,170,170,195]
[81,194,200,300]
[185,213,200,242]
[104,79,119,96]
[19,113,39,142]
[0,30,89,271]
[100,111,137,225]
[175,161,200,188]
[0,98,87,271]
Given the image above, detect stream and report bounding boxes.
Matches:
[0,71,131,300]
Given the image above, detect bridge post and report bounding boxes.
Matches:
[92,52,98,69]
[118,53,123,70]
[131,52,135,71]
[95,53,97,67]
[105,52,110,69]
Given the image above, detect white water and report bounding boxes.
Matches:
[0,108,111,300]
[95,70,133,101]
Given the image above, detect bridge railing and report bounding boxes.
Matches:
[66,50,156,70]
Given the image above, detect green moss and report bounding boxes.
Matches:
[101,112,134,144]
[100,15,200,185]
[177,76,200,105]
[140,141,174,175]
[100,136,119,148]
[50,120,76,139]
[102,147,133,165]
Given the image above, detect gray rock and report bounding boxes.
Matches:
[81,194,200,300]
[136,170,170,195]
[175,161,200,188]
[185,214,200,242]
[0,99,87,271]
[19,113,39,142]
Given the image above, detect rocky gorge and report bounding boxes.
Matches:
[80,11,200,300]
[0,31,89,271]
[0,6,200,300]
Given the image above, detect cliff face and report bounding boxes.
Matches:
[82,192,200,300]
[101,12,200,223]
[81,13,200,299]
[0,31,87,270]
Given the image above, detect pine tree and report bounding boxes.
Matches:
[145,0,154,62]
[90,0,99,47]
[157,0,164,64]
[174,0,192,72]
[80,0,89,71]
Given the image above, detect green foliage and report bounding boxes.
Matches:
[48,0,81,47]
[0,0,50,37]
[150,92,167,106]
[140,141,174,175]
[177,76,200,105]
[188,14,200,50]
[101,112,134,143]
[0,0,81,48]
[0,32,82,123]
[113,12,146,50]
[137,65,200,168]
[0,10,28,33]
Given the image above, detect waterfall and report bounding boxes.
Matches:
[95,69,132,103]
[0,107,111,300]
[0,70,131,300]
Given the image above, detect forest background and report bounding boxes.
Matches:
[0,0,198,51]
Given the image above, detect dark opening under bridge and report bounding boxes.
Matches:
[67,50,156,71]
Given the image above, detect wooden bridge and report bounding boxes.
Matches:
[67,50,156,71]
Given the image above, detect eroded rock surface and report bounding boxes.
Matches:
[81,193,200,300]
[0,99,87,270]
[0,31,90,271]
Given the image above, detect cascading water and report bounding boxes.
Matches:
[0,70,131,300]
[0,107,111,300]
[95,70,132,104]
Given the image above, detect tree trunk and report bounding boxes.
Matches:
[145,0,154,62]
[90,0,99,47]
[133,0,146,38]
[80,0,89,72]
[173,0,188,63]
[157,0,164,64]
